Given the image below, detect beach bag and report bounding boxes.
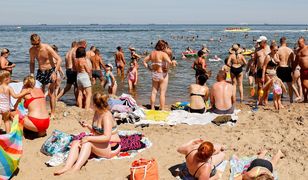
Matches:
[130,158,159,180]
[41,130,73,156]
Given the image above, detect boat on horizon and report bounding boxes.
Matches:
[224,27,251,32]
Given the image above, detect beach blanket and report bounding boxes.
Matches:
[144,110,170,122]
[137,110,240,126]
[176,160,228,180]
[93,130,152,161]
[0,115,23,180]
[229,155,278,180]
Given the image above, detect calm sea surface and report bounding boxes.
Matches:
[0,24,307,105]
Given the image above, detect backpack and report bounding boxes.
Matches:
[41,130,73,156]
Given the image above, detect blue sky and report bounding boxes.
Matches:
[1,0,307,25]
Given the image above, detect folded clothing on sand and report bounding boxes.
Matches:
[145,110,170,121]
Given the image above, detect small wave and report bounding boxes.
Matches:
[249,30,308,33]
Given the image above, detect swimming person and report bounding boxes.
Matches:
[227,44,247,103]
[54,93,121,175]
[75,47,92,110]
[210,70,235,114]
[177,139,225,179]
[29,34,62,118]
[143,40,177,110]
[189,75,209,114]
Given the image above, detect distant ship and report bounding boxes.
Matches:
[224,27,251,32]
[40,24,47,26]
[90,24,99,25]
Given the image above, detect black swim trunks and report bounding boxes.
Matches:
[256,68,263,78]
[277,66,292,82]
[231,66,243,77]
[36,67,55,85]
[92,70,102,79]
[189,107,206,114]
[66,69,77,85]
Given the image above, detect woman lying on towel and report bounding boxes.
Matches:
[177,139,225,179]
[15,76,50,137]
[234,149,284,180]
[54,93,121,175]
[189,75,209,114]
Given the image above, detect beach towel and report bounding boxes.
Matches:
[229,155,278,180]
[137,110,240,126]
[93,131,152,161]
[144,110,170,122]
[176,160,228,180]
[0,115,23,180]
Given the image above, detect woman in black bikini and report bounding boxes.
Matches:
[177,139,225,179]
[189,75,209,114]
[234,149,284,180]
[262,43,280,105]
[227,44,247,102]
[54,93,121,175]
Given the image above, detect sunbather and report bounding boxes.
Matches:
[177,138,225,179]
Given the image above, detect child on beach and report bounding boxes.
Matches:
[271,76,287,110]
[245,54,256,96]
[104,64,117,95]
[126,62,138,90]
[221,58,232,83]
[0,70,29,133]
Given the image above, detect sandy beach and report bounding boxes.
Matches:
[14,102,307,180]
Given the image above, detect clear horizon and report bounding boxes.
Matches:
[1,0,308,25]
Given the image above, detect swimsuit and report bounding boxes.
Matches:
[92,70,102,79]
[24,95,50,132]
[151,62,167,81]
[189,107,205,114]
[36,67,55,85]
[247,159,273,173]
[273,81,282,95]
[256,68,263,78]
[230,66,243,76]
[104,72,117,87]
[266,57,278,75]
[194,63,207,78]
[128,71,136,83]
[92,123,119,151]
[277,66,292,82]
[66,68,77,85]
[0,93,10,113]
[185,149,217,178]
[300,68,308,80]
[210,106,234,114]
[77,72,91,88]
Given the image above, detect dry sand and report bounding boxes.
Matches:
[14,102,307,180]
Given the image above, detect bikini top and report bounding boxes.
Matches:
[92,123,118,135]
[267,57,278,68]
[190,93,205,98]
[24,95,45,109]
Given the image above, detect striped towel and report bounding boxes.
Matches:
[0,115,23,180]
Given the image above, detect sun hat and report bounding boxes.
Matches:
[129,47,136,51]
[106,63,113,70]
[1,48,10,55]
[257,36,268,43]
[229,44,243,54]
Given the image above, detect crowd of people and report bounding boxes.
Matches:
[0,33,307,179]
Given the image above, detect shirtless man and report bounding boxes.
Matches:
[277,37,294,103]
[0,48,16,74]
[295,37,308,102]
[86,46,96,60]
[57,41,78,100]
[29,34,62,117]
[90,48,106,86]
[114,46,126,78]
[210,70,235,114]
[79,40,93,71]
[254,36,269,104]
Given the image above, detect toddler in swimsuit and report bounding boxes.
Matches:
[126,62,138,90]
[0,71,29,133]
[271,76,287,110]
[104,64,117,95]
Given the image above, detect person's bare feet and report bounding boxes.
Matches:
[54,167,70,176]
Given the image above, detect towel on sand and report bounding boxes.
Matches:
[229,155,278,180]
[0,115,23,180]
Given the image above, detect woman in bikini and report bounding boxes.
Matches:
[227,44,247,103]
[177,139,225,179]
[54,93,121,175]
[192,50,207,83]
[16,76,49,136]
[143,40,177,110]
[262,43,280,105]
[234,149,284,180]
[189,75,209,114]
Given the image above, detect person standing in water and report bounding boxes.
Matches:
[90,48,106,86]
[114,46,126,79]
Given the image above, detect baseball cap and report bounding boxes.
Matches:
[257,36,268,43]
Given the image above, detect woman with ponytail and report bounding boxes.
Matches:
[177,139,225,179]
[54,93,121,175]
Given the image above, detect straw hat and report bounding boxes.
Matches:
[106,63,113,70]
[229,44,243,54]
[128,47,136,51]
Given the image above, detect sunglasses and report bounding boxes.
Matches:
[31,42,40,46]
